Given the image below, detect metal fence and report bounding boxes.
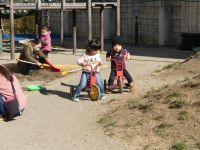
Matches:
[0,0,116,3]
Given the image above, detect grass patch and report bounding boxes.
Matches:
[154,113,165,121]
[195,142,200,149]
[170,142,190,150]
[155,122,173,136]
[162,63,175,70]
[97,114,116,128]
[169,99,187,109]
[192,101,200,107]
[178,110,189,121]
[127,100,138,110]
[138,103,154,113]
[168,91,182,98]
[144,143,156,150]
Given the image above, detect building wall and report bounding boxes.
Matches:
[47,0,200,46]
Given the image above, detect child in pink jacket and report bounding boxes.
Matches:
[0,65,26,120]
[40,26,52,56]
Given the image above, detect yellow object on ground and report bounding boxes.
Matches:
[42,64,81,75]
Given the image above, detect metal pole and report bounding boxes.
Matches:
[116,0,120,36]
[10,0,15,60]
[60,0,65,46]
[100,7,104,52]
[72,10,77,54]
[36,0,42,39]
[0,11,2,29]
[135,17,138,45]
[88,0,92,40]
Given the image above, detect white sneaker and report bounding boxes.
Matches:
[100,95,106,100]
[71,96,80,102]
[0,115,4,121]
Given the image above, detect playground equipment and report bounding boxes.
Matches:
[0,0,120,59]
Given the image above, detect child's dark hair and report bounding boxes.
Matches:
[41,26,50,32]
[34,38,41,45]
[0,65,13,82]
[112,36,123,47]
[88,39,101,51]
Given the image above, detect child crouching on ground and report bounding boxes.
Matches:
[106,36,135,93]
[71,39,106,102]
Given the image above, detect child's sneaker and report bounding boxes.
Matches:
[71,96,80,102]
[0,115,4,121]
[106,87,112,94]
[100,95,106,100]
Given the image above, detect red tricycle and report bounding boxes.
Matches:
[104,59,129,93]
[70,63,101,101]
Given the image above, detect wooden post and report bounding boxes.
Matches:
[61,0,65,47]
[10,0,15,60]
[88,0,92,40]
[100,7,104,52]
[116,0,120,36]
[72,10,77,54]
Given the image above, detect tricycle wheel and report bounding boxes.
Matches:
[118,77,123,93]
[70,86,75,97]
[88,84,101,101]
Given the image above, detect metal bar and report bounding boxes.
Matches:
[10,0,15,60]
[100,7,104,52]
[72,10,77,54]
[60,0,65,46]
[88,0,92,40]
[116,0,120,36]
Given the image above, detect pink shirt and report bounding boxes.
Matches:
[40,31,52,52]
[0,74,26,110]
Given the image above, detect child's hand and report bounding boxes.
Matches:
[106,57,111,61]
[37,62,42,66]
[82,61,88,67]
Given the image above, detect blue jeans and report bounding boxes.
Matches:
[74,71,105,97]
[0,95,5,115]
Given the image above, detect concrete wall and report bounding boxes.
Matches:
[46,1,200,46]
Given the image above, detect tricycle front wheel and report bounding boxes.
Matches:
[118,77,124,93]
[88,84,101,101]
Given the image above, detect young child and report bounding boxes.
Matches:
[106,36,135,93]
[40,26,52,56]
[72,39,105,102]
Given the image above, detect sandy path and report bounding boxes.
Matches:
[0,47,192,150]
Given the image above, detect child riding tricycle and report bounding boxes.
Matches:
[105,36,135,93]
[71,39,106,102]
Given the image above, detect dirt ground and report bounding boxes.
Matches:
[0,46,192,150]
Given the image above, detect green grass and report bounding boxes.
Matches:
[168,91,182,98]
[127,100,138,110]
[138,103,154,113]
[178,110,189,121]
[155,122,173,136]
[169,99,187,109]
[170,142,190,150]
[97,108,119,136]
[154,113,165,121]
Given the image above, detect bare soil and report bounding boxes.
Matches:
[99,53,200,150]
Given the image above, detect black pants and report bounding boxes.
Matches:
[108,69,133,86]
